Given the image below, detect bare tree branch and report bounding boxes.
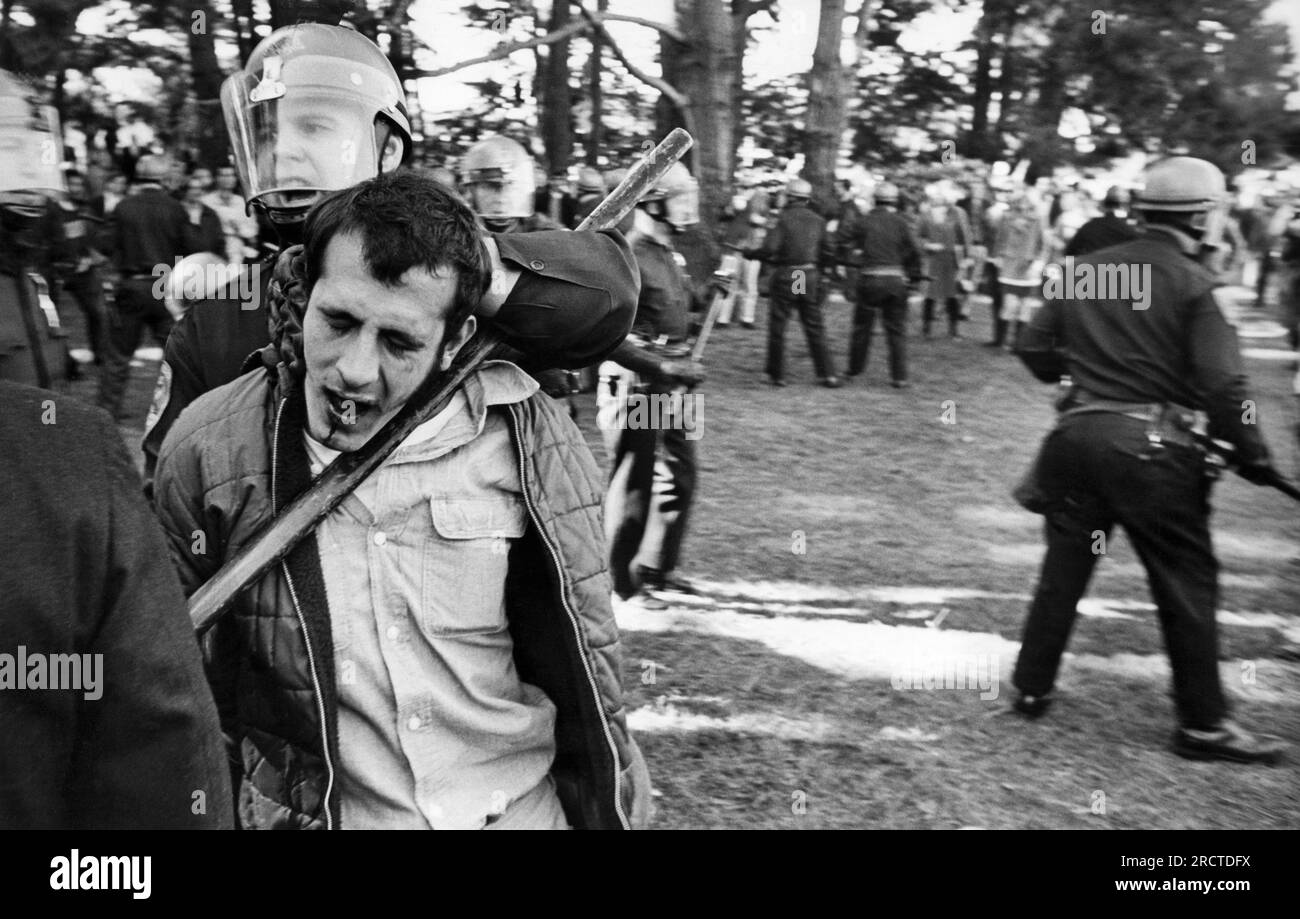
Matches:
[416,17,591,78]
[576,2,691,116]
[600,12,685,43]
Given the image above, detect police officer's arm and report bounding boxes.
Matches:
[1189,290,1271,464]
[901,220,924,283]
[832,207,859,266]
[745,215,785,262]
[1015,296,1068,382]
[481,229,638,368]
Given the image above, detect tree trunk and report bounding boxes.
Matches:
[585,0,607,165]
[232,0,255,62]
[804,0,846,214]
[660,0,736,232]
[539,0,573,177]
[187,0,228,170]
[966,3,994,157]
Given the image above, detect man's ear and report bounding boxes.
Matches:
[439,314,476,370]
[379,134,404,173]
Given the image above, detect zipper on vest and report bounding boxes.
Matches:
[272,396,337,830]
[507,407,629,829]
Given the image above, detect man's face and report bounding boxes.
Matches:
[216,167,237,191]
[192,168,212,190]
[274,96,373,193]
[185,178,205,202]
[302,231,475,452]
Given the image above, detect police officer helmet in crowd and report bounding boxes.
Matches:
[1132,156,1225,237]
[0,69,64,233]
[460,135,536,232]
[873,181,900,206]
[638,161,699,232]
[576,166,606,196]
[221,22,412,228]
[1102,185,1131,212]
[785,177,812,201]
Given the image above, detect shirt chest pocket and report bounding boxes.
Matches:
[420,494,529,636]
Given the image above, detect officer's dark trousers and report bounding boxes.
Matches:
[98,276,173,419]
[1012,413,1228,729]
[849,276,908,381]
[602,383,697,597]
[64,268,106,363]
[766,269,834,381]
[922,296,962,334]
[983,261,1005,343]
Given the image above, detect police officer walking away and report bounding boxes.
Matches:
[599,162,709,607]
[838,181,921,387]
[1011,157,1285,764]
[747,178,841,387]
[98,153,195,419]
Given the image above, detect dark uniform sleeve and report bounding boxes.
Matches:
[1015,295,1068,382]
[1188,290,1270,463]
[491,228,638,368]
[70,415,233,828]
[141,309,210,502]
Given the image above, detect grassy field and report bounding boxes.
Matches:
[85,282,1300,830]
[572,287,1300,830]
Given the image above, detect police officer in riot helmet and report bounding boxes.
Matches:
[1011,156,1286,764]
[599,161,717,606]
[460,135,562,234]
[141,21,636,498]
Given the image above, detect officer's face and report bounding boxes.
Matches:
[302,231,475,452]
[466,179,511,217]
[273,96,373,193]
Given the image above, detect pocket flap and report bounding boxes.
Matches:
[429,494,528,540]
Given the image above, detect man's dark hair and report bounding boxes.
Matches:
[302,170,491,336]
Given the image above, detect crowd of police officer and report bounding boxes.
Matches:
[0,16,1295,771]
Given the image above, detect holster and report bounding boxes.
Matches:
[1012,388,1209,515]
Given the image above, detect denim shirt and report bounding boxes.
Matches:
[304,361,558,829]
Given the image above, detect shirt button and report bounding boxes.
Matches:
[407,715,421,731]
[373,531,387,546]
[386,625,400,640]
[529,258,545,271]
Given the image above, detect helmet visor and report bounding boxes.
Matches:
[463,165,534,219]
[0,103,64,195]
[222,55,396,212]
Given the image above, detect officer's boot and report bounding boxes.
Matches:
[987,318,1008,348]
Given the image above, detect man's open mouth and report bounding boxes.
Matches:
[325,390,378,427]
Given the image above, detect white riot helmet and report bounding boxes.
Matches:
[640,161,699,230]
[0,69,64,222]
[461,135,536,227]
[220,23,412,225]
